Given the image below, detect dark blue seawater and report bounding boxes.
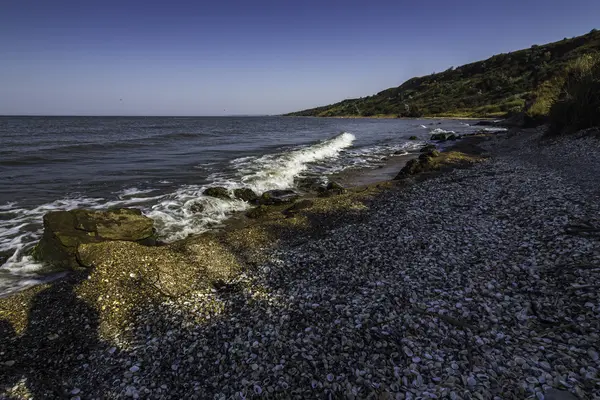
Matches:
[0,116,494,294]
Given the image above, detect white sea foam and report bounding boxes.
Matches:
[117,187,156,198]
[0,193,169,295]
[482,127,508,132]
[235,132,356,194]
[148,132,356,241]
[420,125,428,129]
[430,128,456,134]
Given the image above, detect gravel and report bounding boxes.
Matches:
[2,129,599,399]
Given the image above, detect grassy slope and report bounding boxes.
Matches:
[286,30,600,118]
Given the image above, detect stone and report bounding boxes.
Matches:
[32,208,155,270]
[317,181,347,197]
[233,188,258,202]
[257,190,299,205]
[545,389,578,400]
[409,136,418,140]
[394,159,422,179]
[203,187,231,200]
[430,133,449,141]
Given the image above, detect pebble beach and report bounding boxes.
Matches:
[1,128,599,399]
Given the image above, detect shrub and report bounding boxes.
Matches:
[548,54,600,134]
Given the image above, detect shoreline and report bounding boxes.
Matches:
[284,115,499,120]
[4,129,599,398]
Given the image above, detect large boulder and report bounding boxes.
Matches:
[257,190,299,205]
[233,188,258,202]
[32,208,155,270]
[203,186,231,200]
[394,159,422,179]
[430,133,449,141]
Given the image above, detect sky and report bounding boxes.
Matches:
[1,0,599,116]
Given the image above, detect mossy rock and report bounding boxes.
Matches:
[203,187,231,200]
[430,133,449,141]
[447,134,458,140]
[233,188,258,202]
[32,208,155,270]
[246,205,270,219]
[257,190,299,205]
[394,159,423,179]
[409,135,418,140]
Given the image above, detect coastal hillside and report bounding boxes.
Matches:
[286,29,600,118]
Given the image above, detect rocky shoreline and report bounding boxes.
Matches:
[1,128,599,399]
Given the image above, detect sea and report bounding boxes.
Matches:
[0,116,504,295]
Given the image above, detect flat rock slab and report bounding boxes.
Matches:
[33,208,155,270]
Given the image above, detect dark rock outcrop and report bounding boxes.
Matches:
[257,190,299,205]
[394,159,422,178]
[233,188,258,202]
[408,135,418,140]
[203,187,231,200]
[317,181,347,197]
[32,208,155,270]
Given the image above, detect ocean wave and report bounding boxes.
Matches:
[430,128,456,134]
[233,132,356,194]
[481,127,508,132]
[147,132,357,241]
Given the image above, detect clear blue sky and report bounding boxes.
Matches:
[1,0,598,116]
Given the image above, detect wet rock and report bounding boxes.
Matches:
[420,144,437,153]
[409,135,418,140]
[431,133,450,141]
[317,181,347,197]
[295,177,323,192]
[0,250,13,267]
[189,202,205,214]
[233,188,258,202]
[203,187,231,200]
[257,190,299,205]
[32,208,155,269]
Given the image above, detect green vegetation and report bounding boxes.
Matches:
[286,30,600,119]
[548,53,600,134]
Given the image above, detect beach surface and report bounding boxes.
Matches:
[1,128,599,399]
